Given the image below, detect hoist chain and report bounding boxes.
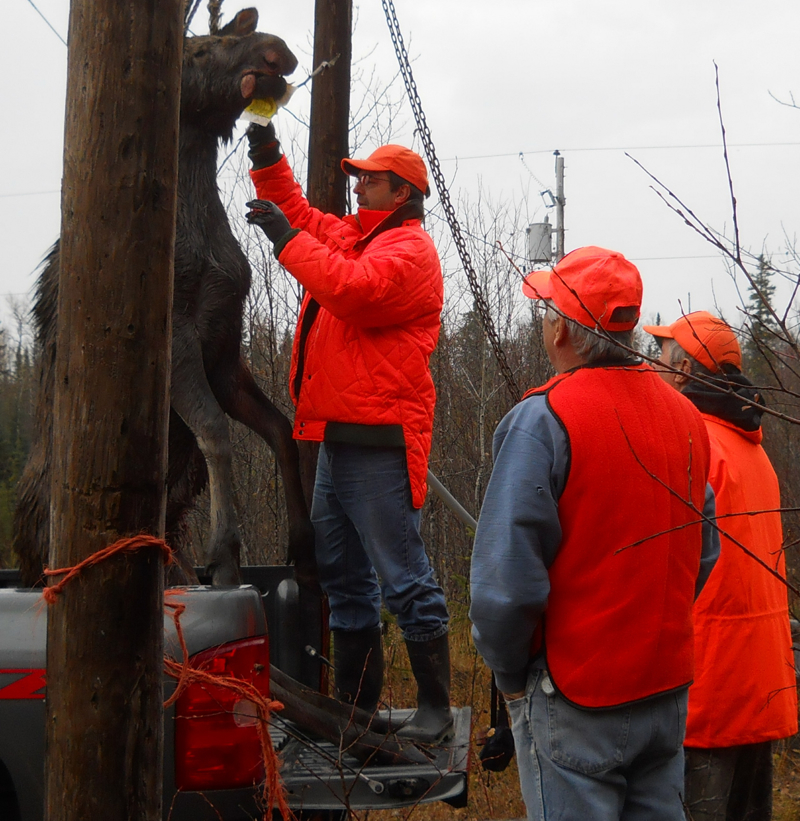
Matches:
[381,0,522,403]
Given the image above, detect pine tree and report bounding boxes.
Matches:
[743,255,779,379]
[0,309,36,566]
[744,256,778,352]
[640,311,662,361]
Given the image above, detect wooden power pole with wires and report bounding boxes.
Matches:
[297,0,353,506]
[44,0,183,818]
[307,0,352,218]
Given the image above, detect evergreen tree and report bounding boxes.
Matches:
[0,310,36,566]
[743,255,778,369]
[640,311,663,361]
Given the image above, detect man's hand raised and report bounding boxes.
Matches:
[246,199,293,245]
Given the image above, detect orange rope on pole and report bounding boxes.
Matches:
[42,534,175,604]
[40,538,291,821]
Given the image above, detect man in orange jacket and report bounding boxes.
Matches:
[243,122,452,743]
[646,311,797,821]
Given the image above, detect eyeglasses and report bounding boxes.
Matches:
[357,173,391,187]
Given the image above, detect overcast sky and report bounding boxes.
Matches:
[2,0,798,336]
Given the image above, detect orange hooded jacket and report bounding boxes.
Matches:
[685,414,798,747]
[250,158,443,508]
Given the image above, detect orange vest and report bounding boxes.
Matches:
[685,415,798,746]
[527,364,711,708]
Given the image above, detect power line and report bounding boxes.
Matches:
[630,255,722,262]
[0,190,60,199]
[4,142,798,199]
[25,0,67,46]
[423,209,724,266]
[442,142,800,162]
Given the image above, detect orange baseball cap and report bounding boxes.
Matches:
[341,145,430,197]
[643,311,742,373]
[522,246,643,331]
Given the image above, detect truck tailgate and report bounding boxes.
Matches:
[275,707,471,811]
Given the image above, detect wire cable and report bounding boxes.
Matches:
[25,0,67,46]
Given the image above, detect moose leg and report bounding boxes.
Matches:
[170,327,242,586]
[212,357,317,590]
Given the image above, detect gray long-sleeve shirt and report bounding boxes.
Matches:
[469,392,720,695]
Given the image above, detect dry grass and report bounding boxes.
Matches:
[775,740,800,821]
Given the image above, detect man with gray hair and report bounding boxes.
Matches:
[470,247,720,820]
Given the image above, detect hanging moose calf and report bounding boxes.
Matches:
[14,8,316,588]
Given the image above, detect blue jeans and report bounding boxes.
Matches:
[507,668,688,821]
[311,442,449,641]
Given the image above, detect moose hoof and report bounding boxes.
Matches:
[205,525,242,587]
[208,561,242,587]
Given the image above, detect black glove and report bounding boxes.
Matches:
[478,725,516,772]
[246,122,282,170]
[246,199,293,244]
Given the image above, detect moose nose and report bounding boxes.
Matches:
[263,48,297,77]
[263,51,281,76]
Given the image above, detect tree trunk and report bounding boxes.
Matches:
[44,1,183,819]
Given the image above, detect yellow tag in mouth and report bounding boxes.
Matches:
[242,97,278,125]
[240,84,296,126]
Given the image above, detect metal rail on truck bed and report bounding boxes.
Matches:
[275,707,470,811]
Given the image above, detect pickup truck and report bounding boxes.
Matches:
[0,566,470,821]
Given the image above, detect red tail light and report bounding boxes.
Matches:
[174,635,270,791]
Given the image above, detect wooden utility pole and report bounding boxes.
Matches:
[307,0,352,217]
[44,0,183,819]
[299,0,353,509]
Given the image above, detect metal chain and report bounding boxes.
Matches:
[381,0,521,403]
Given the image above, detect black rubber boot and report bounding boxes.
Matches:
[332,627,384,714]
[396,633,454,744]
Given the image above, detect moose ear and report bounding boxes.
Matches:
[219,7,259,37]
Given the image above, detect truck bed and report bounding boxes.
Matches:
[0,567,470,820]
[168,708,470,819]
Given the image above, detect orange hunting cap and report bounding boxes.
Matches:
[643,311,742,373]
[341,145,431,197]
[523,246,643,331]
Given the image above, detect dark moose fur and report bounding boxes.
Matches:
[14,9,315,588]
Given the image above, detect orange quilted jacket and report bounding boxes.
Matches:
[251,159,443,508]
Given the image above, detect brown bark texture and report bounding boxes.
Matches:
[307,0,353,218]
[44,1,183,819]
[300,0,354,689]
[300,0,353,508]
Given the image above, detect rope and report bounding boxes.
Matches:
[207,0,222,35]
[184,0,203,31]
[42,534,174,604]
[163,590,289,820]
[42,537,290,821]
[381,0,522,403]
